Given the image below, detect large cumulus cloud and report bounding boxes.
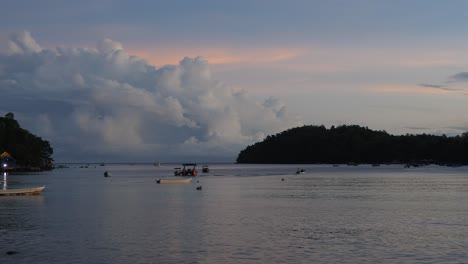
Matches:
[0,31,302,162]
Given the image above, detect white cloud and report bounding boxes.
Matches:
[8,31,42,54]
[0,31,303,162]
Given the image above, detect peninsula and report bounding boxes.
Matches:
[236,125,468,165]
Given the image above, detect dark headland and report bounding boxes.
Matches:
[0,113,54,171]
[236,125,468,165]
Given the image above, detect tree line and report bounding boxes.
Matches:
[236,125,468,165]
[0,112,54,169]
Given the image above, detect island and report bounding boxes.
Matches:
[0,112,54,171]
[236,125,468,165]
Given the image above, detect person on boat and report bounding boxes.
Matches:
[296,168,305,174]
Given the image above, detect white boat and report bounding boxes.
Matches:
[156,178,192,184]
[0,186,45,196]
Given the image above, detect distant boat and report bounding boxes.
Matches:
[174,164,198,176]
[156,178,192,184]
[202,165,210,173]
[153,162,161,167]
[0,186,45,196]
[296,169,305,174]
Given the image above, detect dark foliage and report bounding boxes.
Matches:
[0,112,54,169]
[236,125,468,164]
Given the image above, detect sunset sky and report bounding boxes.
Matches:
[1,0,468,162]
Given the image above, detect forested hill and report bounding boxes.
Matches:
[236,125,468,164]
[0,112,54,169]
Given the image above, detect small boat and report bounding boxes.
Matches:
[153,162,161,167]
[1,153,45,196]
[156,178,192,184]
[296,169,305,174]
[0,186,45,196]
[202,165,209,173]
[174,164,198,176]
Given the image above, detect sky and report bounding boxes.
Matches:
[1,0,468,162]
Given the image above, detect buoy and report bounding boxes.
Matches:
[281,178,284,181]
[104,171,110,177]
[196,186,202,190]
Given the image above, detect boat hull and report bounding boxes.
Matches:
[157,178,192,184]
[0,186,45,196]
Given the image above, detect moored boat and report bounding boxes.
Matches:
[156,178,192,184]
[0,186,45,196]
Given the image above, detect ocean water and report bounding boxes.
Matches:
[1,164,468,263]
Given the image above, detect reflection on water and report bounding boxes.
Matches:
[0,164,468,263]
[0,196,44,232]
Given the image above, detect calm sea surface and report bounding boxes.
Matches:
[1,164,468,263]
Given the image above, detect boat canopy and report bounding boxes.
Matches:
[174,163,198,176]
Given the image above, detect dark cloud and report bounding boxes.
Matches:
[450,72,468,82]
[418,83,461,91]
[404,126,431,130]
[419,83,444,89]
[0,31,303,162]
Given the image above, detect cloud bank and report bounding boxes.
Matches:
[0,31,302,162]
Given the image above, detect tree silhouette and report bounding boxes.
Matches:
[237,125,468,165]
[0,113,54,169]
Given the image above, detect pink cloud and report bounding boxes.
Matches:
[127,47,302,66]
[366,84,453,95]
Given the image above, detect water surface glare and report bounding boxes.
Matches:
[1,164,468,263]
